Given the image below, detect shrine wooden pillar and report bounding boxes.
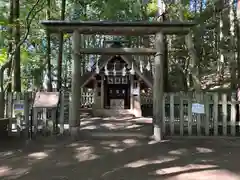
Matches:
[130,75,134,110]
[100,75,104,108]
[70,30,81,139]
[153,32,165,141]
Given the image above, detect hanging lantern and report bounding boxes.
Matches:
[88,55,94,72]
[95,61,99,74]
[87,65,92,72]
[130,62,135,75]
[122,66,126,76]
[140,61,143,73]
[113,62,116,76]
[146,61,151,71]
[104,65,109,76]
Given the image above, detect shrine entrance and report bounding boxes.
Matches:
[104,77,130,109]
[41,20,196,140]
[102,55,131,109]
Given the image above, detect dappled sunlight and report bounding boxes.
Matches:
[102,116,133,121]
[165,169,240,180]
[168,149,188,155]
[101,123,119,129]
[125,124,142,129]
[28,152,48,160]
[0,166,30,179]
[67,143,80,147]
[27,149,53,160]
[74,146,99,162]
[125,156,179,168]
[0,151,16,159]
[122,138,139,146]
[148,140,170,145]
[99,139,140,153]
[2,137,240,179]
[155,164,218,176]
[100,141,125,153]
[100,122,137,130]
[0,166,11,176]
[81,125,98,130]
[100,140,120,147]
[55,161,73,167]
[80,120,92,126]
[196,147,214,153]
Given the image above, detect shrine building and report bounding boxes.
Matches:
[80,41,153,117]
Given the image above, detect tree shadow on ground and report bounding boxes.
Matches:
[1,136,240,180]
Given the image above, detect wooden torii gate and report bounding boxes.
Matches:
[41,20,196,141]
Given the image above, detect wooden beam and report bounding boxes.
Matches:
[41,20,196,35]
[78,48,157,55]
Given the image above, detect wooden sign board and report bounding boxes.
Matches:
[192,103,205,114]
[33,92,60,108]
[131,88,140,95]
[14,100,24,111]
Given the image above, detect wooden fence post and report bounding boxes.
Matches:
[0,92,4,118]
[180,94,184,136]
[24,92,30,139]
[187,92,192,136]
[50,108,57,134]
[204,93,210,136]
[32,108,38,138]
[59,91,65,134]
[170,93,174,135]
[230,92,236,136]
[222,94,227,136]
[196,93,201,136]
[213,93,218,136]
[7,92,13,118]
[162,93,166,135]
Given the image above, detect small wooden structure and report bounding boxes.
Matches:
[32,92,59,136]
[41,20,196,140]
[82,41,152,117]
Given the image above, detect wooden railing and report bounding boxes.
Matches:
[141,92,240,136]
[1,91,240,137]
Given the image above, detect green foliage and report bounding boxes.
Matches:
[0,48,7,65]
[0,0,232,91]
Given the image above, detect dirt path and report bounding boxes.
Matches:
[1,116,240,180]
[1,136,240,180]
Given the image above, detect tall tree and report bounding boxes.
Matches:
[46,0,52,91]
[179,0,201,91]
[57,0,66,91]
[12,0,21,91]
[237,0,240,82]
[229,0,236,89]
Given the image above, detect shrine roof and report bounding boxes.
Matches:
[80,42,153,88]
[40,20,196,35]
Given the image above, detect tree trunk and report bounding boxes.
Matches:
[12,0,21,92]
[46,0,52,91]
[218,11,224,83]
[237,0,240,82]
[179,0,201,91]
[57,0,66,91]
[6,0,14,92]
[229,0,236,90]
[162,13,168,92]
